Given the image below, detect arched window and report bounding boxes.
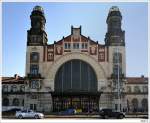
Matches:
[134,86,141,93]
[11,85,17,92]
[127,86,131,93]
[141,98,148,112]
[30,52,39,62]
[20,85,25,92]
[2,98,9,106]
[12,98,19,106]
[55,60,97,92]
[132,98,138,112]
[2,85,8,92]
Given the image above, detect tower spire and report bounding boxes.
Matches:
[105,6,125,46]
[27,5,48,46]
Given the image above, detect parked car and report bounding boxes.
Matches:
[59,108,76,115]
[99,108,125,119]
[15,109,44,119]
[2,108,22,115]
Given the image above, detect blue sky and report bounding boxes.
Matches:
[2,2,148,77]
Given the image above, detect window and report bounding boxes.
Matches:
[143,86,148,93]
[132,98,138,112]
[115,104,118,111]
[82,43,88,49]
[11,85,17,92]
[31,80,40,89]
[113,52,122,63]
[127,86,132,93]
[73,43,79,49]
[22,99,24,106]
[64,43,71,49]
[30,104,37,111]
[134,86,141,93]
[99,53,104,60]
[113,65,122,75]
[20,85,25,92]
[141,98,148,112]
[2,85,8,92]
[30,52,39,62]
[30,65,39,75]
[2,98,9,106]
[12,98,19,106]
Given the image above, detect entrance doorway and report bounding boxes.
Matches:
[52,92,101,112]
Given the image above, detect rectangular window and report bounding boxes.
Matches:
[82,43,88,49]
[64,43,71,49]
[115,104,118,111]
[30,65,39,75]
[31,80,40,89]
[30,104,33,110]
[73,43,80,49]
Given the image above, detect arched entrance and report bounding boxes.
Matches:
[52,59,101,112]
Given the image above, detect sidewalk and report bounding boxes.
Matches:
[2,114,148,119]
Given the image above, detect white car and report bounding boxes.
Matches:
[16,109,44,119]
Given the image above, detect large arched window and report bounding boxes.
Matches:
[12,98,19,106]
[55,60,97,92]
[132,98,138,112]
[141,98,148,112]
[2,98,9,106]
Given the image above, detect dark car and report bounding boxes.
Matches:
[59,108,75,115]
[99,108,125,119]
[2,108,22,115]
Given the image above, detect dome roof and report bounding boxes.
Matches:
[109,6,120,13]
[33,5,44,13]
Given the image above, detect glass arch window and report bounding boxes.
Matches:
[55,60,97,92]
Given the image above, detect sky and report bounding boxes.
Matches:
[2,2,148,77]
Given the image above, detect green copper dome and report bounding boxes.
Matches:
[33,5,44,13]
[109,6,120,13]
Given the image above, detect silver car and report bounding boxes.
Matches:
[16,109,44,119]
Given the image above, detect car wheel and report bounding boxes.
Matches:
[34,115,39,119]
[119,114,124,119]
[18,115,23,119]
